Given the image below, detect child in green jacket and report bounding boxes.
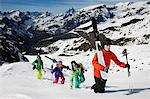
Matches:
[70,61,86,88]
[32,54,44,79]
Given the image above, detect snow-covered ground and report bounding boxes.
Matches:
[0,44,150,99]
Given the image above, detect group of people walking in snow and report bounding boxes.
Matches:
[32,39,130,93]
[32,54,86,88]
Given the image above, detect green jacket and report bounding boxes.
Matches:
[32,59,43,70]
[70,67,85,88]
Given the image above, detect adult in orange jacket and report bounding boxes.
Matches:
[91,39,130,93]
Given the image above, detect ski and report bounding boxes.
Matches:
[91,17,108,80]
[45,56,57,63]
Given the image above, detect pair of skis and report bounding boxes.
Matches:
[91,17,108,80]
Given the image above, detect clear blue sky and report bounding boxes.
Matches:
[1,0,144,14]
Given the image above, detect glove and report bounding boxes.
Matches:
[32,65,36,70]
[51,65,53,70]
[125,64,130,69]
[103,67,109,73]
[66,66,70,70]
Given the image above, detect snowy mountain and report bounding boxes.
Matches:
[0,10,53,63]
[40,1,150,55]
[1,1,150,63]
[99,1,150,45]
[74,1,150,45]
[0,11,32,64]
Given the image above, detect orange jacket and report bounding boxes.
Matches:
[92,49,126,78]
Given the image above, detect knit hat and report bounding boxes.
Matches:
[71,61,78,66]
[103,38,112,45]
[56,58,62,64]
[100,38,112,48]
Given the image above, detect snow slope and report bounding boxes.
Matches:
[0,45,150,99]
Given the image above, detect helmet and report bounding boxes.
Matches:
[71,61,77,66]
[56,58,62,64]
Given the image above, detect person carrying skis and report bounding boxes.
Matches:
[91,39,130,93]
[51,58,70,84]
[32,54,44,79]
[70,61,86,88]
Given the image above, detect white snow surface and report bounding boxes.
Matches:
[0,45,150,99]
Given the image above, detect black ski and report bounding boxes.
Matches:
[45,56,57,63]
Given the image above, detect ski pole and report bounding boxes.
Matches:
[122,49,133,94]
[126,51,130,77]
[122,49,130,77]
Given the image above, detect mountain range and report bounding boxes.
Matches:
[0,0,150,63]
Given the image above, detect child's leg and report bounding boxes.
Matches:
[53,73,59,83]
[53,77,59,83]
[36,69,42,79]
[80,73,85,83]
[70,75,74,88]
[74,74,80,88]
[36,69,40,79]
[61,75,65,84]
[39,70,43,79]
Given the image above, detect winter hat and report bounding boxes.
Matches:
[103,38,112,45]
[71,61,78,66]
[71,61,78,71]
[56,58,62,64]
[101,38,112,48]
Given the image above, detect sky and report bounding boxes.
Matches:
[0,0,146,14]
